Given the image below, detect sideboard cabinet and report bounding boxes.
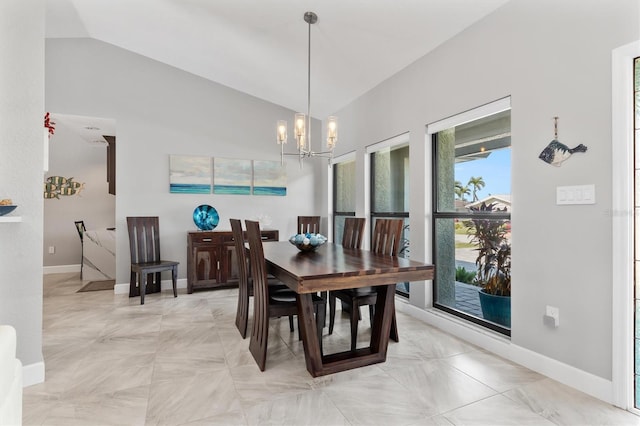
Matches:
[187,229,279,293]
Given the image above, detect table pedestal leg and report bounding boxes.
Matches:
[298,284,395,377]
[297,294,323,375]
[370,284,394,355]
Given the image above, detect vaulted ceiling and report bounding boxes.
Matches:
[45,0,509,118]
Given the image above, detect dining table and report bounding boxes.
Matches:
[262,241,435,377]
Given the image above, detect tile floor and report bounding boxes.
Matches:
[22,272,640,425]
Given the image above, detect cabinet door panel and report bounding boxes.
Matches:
[194,246,220,281]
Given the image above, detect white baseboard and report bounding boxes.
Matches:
[114,278,188,295]
[396,300,613,404]
[43,264,81,275]
[22,361,45,387]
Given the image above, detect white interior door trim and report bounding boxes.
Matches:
[611,39,640,411]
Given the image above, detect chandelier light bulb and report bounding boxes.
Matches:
[326,116,338,150]
[277,120,288,144]
[294,113,306,150]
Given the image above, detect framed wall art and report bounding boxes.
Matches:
[169,155,212,194]
[213,158,251,195]
[253,160,286,196]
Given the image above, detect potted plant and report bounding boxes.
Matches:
[466,202,511,327]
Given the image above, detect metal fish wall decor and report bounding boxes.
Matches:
[44,176,85,199]
[538,117,587,167]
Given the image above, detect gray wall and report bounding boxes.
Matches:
[45,38,325,285]
[43,117,115,267]
[328,0,639,380]
[0,0,44,370]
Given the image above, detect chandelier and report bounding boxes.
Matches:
[276,11,337,168]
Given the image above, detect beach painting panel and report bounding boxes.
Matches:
[253,160,286,196]
[169,155,212,194]
[213,158,251,195]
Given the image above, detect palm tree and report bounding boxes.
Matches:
[468,176,485,202]
[454,180,471,201]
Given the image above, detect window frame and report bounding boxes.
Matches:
[427,97,512,336]
[366,133,411,296]
[329,151,357,243]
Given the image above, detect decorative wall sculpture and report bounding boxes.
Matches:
[538,117,587,166]
[44,176,85,199]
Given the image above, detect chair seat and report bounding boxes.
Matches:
[334,286,376,297]
[129,261,179,303]
[269,288,324,305]
[131,260,179,273]
[247,277,287,298]
[267,288,325,342]
[269,288,297,304]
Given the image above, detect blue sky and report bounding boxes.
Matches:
[455,148,511,200]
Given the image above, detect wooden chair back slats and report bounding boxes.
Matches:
[371,218,404,256]
[230,219,251,338]
[341,217,366,249]
[246,220,270,371]
[127,216,161,264]
[297,216,321,235]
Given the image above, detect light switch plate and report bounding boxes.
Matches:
[556,184,595,205]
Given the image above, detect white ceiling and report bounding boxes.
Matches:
[45,0,510,119]
[49,113,116,145]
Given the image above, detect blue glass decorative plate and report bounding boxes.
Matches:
[193,205,219,230]
[0,205,17,216]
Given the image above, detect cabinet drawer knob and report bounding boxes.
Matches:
[202,238,212,242]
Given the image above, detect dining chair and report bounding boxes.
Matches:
[297,215,327,326]
[230,218,292,338]
[245,220,326,371]
[328,217,366,335]
[126,216,179,305]
[74,220,86,277]
[297,216,321,235]
[329,218,403,351]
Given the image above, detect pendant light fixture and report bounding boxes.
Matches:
[276,11,337,168]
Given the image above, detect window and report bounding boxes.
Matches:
[367,134,410,296]
[430,98,511,335]
[332,154,356,243]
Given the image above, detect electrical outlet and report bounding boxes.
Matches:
[544,305,559,327]
[48,246,55,254]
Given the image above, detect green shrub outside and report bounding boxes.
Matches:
[455,266,476,284]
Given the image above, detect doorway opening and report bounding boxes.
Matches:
[43,113,116,291]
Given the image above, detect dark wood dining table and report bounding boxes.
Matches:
[262,241,435,377]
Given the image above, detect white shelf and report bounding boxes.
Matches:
[0,216,22,223]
